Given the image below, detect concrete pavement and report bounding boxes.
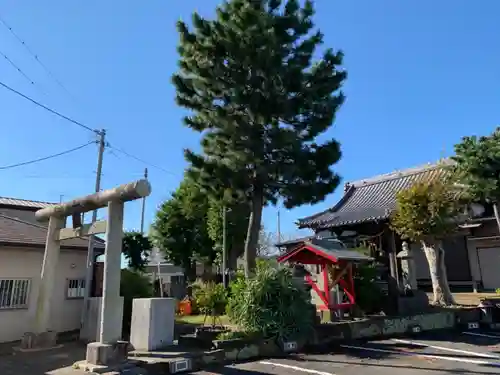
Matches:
[191,329,500,375]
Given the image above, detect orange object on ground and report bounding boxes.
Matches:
[178,298,192,315]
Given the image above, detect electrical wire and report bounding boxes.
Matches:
[0,49,35,86]
[0,79,175,177]
[0,141,96,170]
[0,14,75,100]
[107,143,177,176]
[0,79,97,133]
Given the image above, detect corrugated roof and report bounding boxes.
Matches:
[0,196,105,249]
[298,161,451,229]
[0,197,54,209]
[308,238,373,262]
[0,213,104,249]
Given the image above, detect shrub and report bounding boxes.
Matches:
[120,269,153,336]
[227,266,315,341]
[192,281,227,317]
[226,270,247,317]
[353,263,386,314]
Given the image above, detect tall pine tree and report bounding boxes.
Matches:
[173,0,346,276]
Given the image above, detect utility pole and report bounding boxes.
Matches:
[222,205,227,288]
[277,209,281,243]
[80,129,106,331]
[140,168,148,234]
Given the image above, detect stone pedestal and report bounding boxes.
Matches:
[130,298,175,351]
[85,341,129,366]
[397,290,430,315]
[80,297,124,342]
[19,331,58,350]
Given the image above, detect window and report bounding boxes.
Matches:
[0,279,30,309]
[67,279,86,299]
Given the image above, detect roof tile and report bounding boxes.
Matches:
[299,161,450,229]
[0,198,105,249]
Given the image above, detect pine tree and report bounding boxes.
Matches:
[173,0,346,276]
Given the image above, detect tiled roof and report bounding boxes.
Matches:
[0,197,105,249]
[298,160,451,229]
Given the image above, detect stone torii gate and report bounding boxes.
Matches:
[23,179,151,364]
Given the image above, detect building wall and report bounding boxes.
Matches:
[467,220,500,290]
[409,235,471,283]
[0,246,88,343]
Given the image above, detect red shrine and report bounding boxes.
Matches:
[277,238,372,312]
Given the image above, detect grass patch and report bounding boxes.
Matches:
[175,314,231,326]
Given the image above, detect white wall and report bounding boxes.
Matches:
[0,246,88,343]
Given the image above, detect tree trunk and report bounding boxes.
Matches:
[243,192,264,278]
[228,245,242,271]
[421,240,455,306]
[493,203,500,235]
[438,242,455,305]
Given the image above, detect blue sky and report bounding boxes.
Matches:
[0,1,499,241]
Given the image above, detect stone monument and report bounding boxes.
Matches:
[396,241,429,314]
[397,241,418,292]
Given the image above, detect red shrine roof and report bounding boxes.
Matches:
[277,238,373,264]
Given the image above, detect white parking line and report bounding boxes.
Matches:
[391,338,500,359]
[463,331,500,339]
[340,344,500,366]
[259,361,336,375]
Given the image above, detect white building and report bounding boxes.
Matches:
[0,197,104,343]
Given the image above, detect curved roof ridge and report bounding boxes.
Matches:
[350,159,452,188]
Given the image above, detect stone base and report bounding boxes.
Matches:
[397,290,429,315]
[73,359,143,374]
[85,341,129,366]
[18,331,59,351]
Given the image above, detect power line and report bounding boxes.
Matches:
[107,143,177,176]
[0,140,96,170]
[0,14,75,100]
[0,79,97,133]
[0,74,175,178]
[0,49,35,86]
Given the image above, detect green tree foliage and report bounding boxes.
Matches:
[191,281,227,321]
[122,231,152,271]
[453,128,500,230]
[172,0,346,276]
[227,265,315,341]
[391,178,461,305]
[152,178,215,281]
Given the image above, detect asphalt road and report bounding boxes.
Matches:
[191,329,500,375]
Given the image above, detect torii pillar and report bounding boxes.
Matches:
[22,179,151,366]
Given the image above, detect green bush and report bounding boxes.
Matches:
[120,269,153,336]
[353,263,386,314]
[226,270,246,317]
[227,266,315,341]
[192,281,227,316]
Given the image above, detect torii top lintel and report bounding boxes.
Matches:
[35,179,151,221]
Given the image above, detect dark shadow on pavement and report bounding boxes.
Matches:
[0,341,86,375]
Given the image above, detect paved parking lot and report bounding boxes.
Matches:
[192,330,500,375]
